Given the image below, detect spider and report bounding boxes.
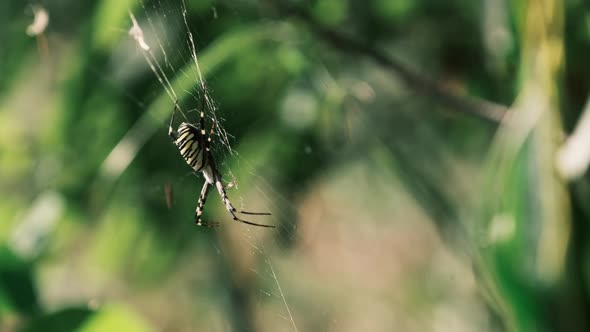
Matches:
[168,101,274,228]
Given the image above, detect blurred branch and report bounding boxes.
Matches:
[275,2,508,124]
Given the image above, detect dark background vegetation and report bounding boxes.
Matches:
[1,0,590,331]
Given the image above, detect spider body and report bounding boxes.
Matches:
[168,103,273,228]
[174,122,207,172]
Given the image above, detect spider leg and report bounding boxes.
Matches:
[233,216,275,228]
[168,100,180,141]
[239,210,272,216]
[197,99,272,228]
[205,117,215,152]
[220,179,270,216]
[193,94,207,153]
[199,111,206,137]
[209,119,216,138]
[213,177,274,228]
[195,181,219,227]
[199,93,207,135]
[214,176,238,218]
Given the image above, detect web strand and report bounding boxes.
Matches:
[261,242,299,332]
[129,10,189,122]
[179,0,234,153]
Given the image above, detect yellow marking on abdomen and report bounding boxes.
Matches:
[180,140,193,155]
[176,131,191,145]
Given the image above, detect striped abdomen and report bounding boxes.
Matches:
[175,122,206,172]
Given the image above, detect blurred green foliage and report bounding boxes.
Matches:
[1,0,590,331]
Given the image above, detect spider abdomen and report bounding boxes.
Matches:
[176,122,206,172]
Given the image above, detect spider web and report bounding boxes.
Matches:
[128,0,233,156]
[125,1,299,331]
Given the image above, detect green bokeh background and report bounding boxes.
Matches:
[1,0,590,331]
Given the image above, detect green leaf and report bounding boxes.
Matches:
[77,305,153,332]
[21,308,93,332]
[0,246,39,315]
